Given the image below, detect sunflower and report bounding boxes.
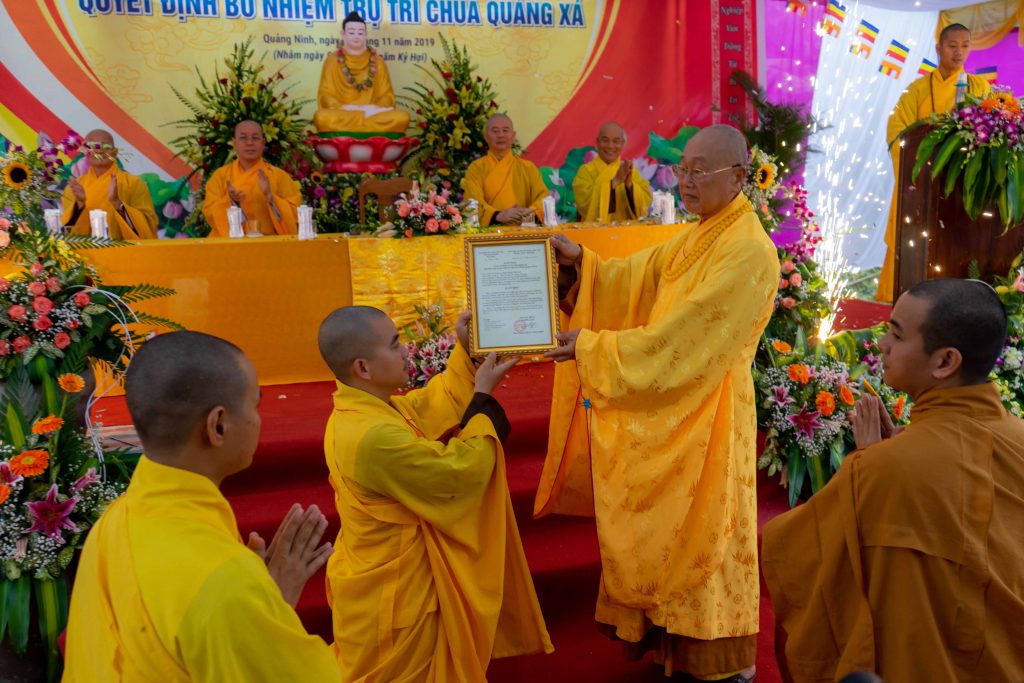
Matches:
[755,163,776,190]
[2,161,31,190]
[10,449,50,477]
[310,171,325,185]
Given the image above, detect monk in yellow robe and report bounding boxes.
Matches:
[463,114,548,226]
[877,23,990,301]
[573,122,652,222]
[539,125,779,681]
[63,331,339,682]
[318,306,551,682]
[313,12,409,134]
[764,279,1024,682]
[61,129,158,240]
[202,120,302,237]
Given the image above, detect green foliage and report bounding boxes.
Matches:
[647,126,700,165]
[730,70,818,178]
[539,146,596,221]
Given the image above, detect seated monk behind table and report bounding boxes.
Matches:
[313,12,409,134]
[463,114,548,226]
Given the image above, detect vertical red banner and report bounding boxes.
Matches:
[711,0,758,126]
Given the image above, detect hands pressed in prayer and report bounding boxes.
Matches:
[107,174,123,212]
[227,180,246,205]
[548,234,582,266]
[612,159,633,190]
[849,394,903,450]
[456,310,472,351]
[69,178,86,208]
[473,352,520,394]
[544,328,581,363]
[257,169,273,202]
[246,503,333,607]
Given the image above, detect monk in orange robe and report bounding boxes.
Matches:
[463,114,548,226]
[540,125,779,681]
[61,129,158,240]
[876,23,989,301]
[313,12,409,134]
[318,307,551,682]
[763,279,1024,682]
[201,120,301,237]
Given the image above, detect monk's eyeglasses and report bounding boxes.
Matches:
[671,164,744,182]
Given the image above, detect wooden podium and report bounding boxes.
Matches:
[894,125,1024,299]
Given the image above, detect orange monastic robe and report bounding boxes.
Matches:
[324,344,551,682]
[876,69,989,301]
[763,383,1024,682]
[572,157,652,223]
[463,152,548,226]
[201,159,301,237]
[60,166,158,240]
[314,50,409,133]
[535,193,779,676]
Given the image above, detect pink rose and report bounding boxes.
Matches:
[33,315,52,331]
[0,278,9,292]
[446,204,458,216]
[1014,269,1024,293]
[8,305,27,322]
[781,260,795,275]
[397,202,411,218]
[425,218,439,233]
[32,297,54,315]
[53,332,71,349]
[434,195,447,206]
[0,232,9,248]
[313,186,327,199]
[404,229,413,238]
[45,277,61,293]
[12,336,31,353]
[790,272,803,287]
[422,203,436,217]
[0,339,8,355]
[781,297,797,309]
[73,292,91,307]
[778,278,788,290]
[440,219,450,231]
[66,319,80,330]
[28,282,47,296]
[0,217,10,230]
[30,263,45,277]
[452,213,462,225]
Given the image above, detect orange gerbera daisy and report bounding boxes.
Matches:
[10,449,50,477]
[787,364,811,385]
[838,384,855,405]
[816,391,837,417]
[893,395,907,420]
[57,373,85,393]
[31,415,64,435]
[0,483,10,505]
[772,340,793,354]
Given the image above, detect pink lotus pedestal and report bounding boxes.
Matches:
[308,135,414,174]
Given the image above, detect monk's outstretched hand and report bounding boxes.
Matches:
[248,503,333,607]
[544,328,581,363]
[549,234,582,266]
[474,352,519,394]
[456,310,472,351]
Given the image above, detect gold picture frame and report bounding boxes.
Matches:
[464,234,560,355]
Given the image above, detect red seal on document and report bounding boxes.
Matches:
[513,319,527,333]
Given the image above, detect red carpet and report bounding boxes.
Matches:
[91,299,891,682]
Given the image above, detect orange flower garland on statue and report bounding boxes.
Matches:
[57,373,85,393]
[10,449,50,477]
[31,415,65,435]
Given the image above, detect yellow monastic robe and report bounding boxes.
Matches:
[201,159,301,237]
[876,69,990,301]
[463,152,548,226]
[572,157,652,223]
[535,193,778,676]
[63,457,340,682]
[314,50,409,133]
[60,166,158,240]
[763,383,1024,682]
[323,344,551,683]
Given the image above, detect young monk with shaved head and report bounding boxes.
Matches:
[63,331,340,682]
[764,279,1024,682]
[318,307,551,682]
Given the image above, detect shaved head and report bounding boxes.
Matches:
[690,124,747,167]
[125,331,251,452]
[85,129,114,146]
[906,279,1007,383]
[598,122,626,140]
[486,113,513,128]
[938,22,970,44]
[84,129,117,166]
[318,306,391,381]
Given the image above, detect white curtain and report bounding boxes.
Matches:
[805,3,940,271]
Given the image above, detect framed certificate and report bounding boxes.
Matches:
[465,234,560,355]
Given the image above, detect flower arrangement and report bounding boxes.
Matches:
[992,252,1024,416]
[762,248,833,348]
[744,145,781,231]
[375,184,463,238]
[294,168,395,234]
[398,35,504,186]
[1,132,84,221]
[912,88,1024,230]
[403,303,457,388]
[168,38,311,235]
